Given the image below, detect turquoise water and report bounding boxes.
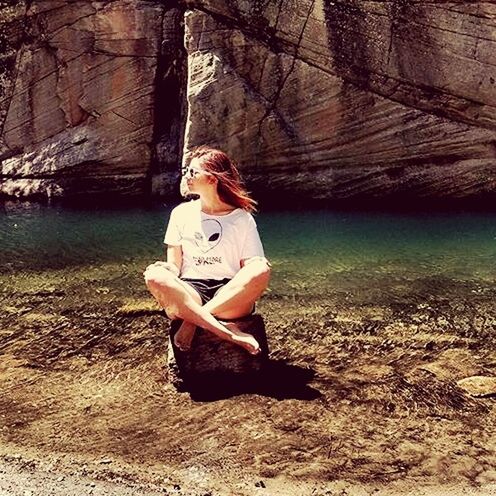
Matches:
[1,202,496,285]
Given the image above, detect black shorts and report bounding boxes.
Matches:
[181,278,231,305]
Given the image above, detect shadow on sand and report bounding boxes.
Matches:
[178,359,322,402]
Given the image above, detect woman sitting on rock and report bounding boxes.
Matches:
[144,146,271,355]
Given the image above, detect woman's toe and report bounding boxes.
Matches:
[174,334,191,352]
[174,335,184,349]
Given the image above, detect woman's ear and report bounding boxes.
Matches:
[207,174,218,185]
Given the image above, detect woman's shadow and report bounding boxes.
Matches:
[168,317,321,402]
[182,359,322,402]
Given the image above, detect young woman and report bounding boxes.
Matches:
[144,146,271,355]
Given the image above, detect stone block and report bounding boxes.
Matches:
[167,314,269,390]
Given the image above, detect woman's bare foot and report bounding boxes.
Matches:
[174,320,197,351]
[221,321,260,355]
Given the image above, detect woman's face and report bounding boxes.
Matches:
[184,157,216,194]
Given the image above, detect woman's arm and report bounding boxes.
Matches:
[166,245,183,276]
[239,214,267,270]
[152,245,182,277]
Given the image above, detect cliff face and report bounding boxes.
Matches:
[1,1,495,202]
[0,0,183,200]
[185,1,496,201]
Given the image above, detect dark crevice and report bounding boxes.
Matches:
[149,4,188,199]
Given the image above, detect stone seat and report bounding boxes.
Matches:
[167,314,269,390]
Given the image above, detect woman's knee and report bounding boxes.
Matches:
[143,265,176,290]
[245,257,271,287]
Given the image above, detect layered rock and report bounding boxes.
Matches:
[184,1,496,201]
[1,1,495,202]
[0,1,26,160]
[0,1,173,200]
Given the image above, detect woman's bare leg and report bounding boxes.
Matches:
[143,263,202,351]
[174,258,269,350]
[173,284,201,352]
[203,258,271,320]
[174,321,197,351]
[144,264,260,354]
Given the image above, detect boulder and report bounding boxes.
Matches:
[167,314,269,390]
[457,376,496,397]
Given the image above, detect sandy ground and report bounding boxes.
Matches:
[0,456,165,496]
[1,261,495,494]
[1,455,495,496]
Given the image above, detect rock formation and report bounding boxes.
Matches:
[1,1,495,202]
[184,1,496,201]
[167,315,269,392]
[0,0,177,200]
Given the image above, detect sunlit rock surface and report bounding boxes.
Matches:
[457,376,496,397]
[0,1,171,199]
[184,1,496,201]
[1,1,495,201]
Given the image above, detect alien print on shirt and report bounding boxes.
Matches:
[192,219,222,266]
[192,219,224,267]
[194,219,222,253]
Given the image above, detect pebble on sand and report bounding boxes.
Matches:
[456,376,496,397]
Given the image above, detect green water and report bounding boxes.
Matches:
[2,202,496,283]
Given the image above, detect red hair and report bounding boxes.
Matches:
[189,146,257,213]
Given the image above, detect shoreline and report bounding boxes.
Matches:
[1,261,495,491]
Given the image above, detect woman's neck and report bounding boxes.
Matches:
[199,191,235,215]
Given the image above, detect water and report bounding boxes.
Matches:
[2,202,496,286]
[1,203,496,274]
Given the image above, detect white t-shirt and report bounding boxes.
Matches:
[164,199,264,280]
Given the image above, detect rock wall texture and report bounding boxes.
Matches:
[0,0,175,200]
[1,1,495,202]
[185,1,496,201]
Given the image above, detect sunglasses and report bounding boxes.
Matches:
[183,166,203,178]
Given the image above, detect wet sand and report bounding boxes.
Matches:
[0,260,495,494]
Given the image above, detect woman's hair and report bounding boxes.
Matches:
[189,146,257,213]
